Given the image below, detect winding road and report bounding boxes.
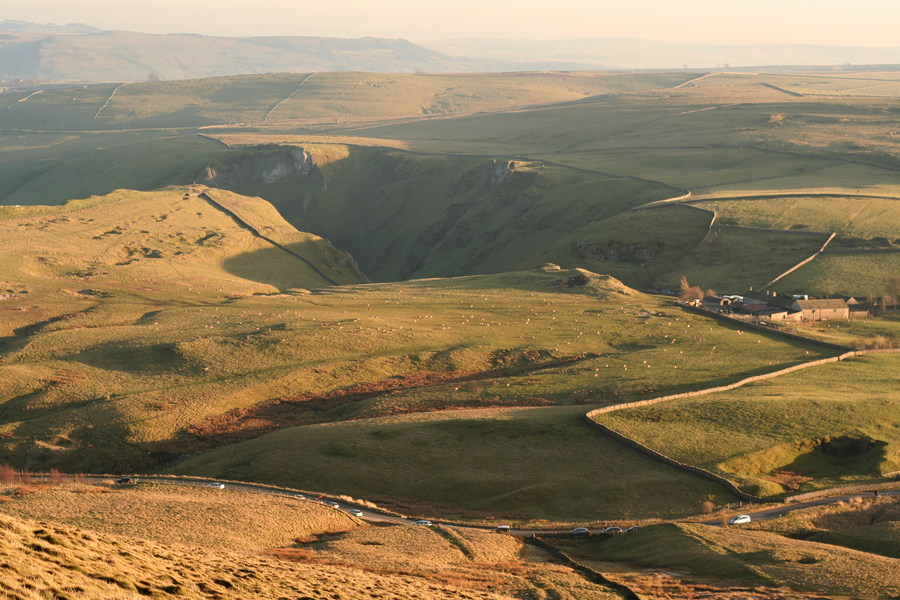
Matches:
[70,474,898,537]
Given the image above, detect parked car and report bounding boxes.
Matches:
[624,526,642,533]
[327,501,340,508]
[206,482,225,489]
[569,527,590,537]
[495,525,511,533]
[601,526,623,535]
[413,520,433,526]
[114,477,134,485]
[292,494,306,500]
[348,509,364,517]
[728,514,751,525]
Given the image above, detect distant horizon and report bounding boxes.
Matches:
[6,0,900,47]
[5,19,900,53]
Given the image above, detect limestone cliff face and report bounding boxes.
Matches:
[488,159,517,188]
[199,147,315,187]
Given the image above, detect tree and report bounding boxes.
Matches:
[679,276,705,301]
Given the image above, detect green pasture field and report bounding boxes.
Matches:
[560,522,899,599]
[0,72,693,132]
[660,226,830,292]
[169,405,737,521]
[693,195,900,240]
[782,314,900,349]
[595,354,900,497]
[776,250,900,296]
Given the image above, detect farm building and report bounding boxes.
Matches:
[705,295,734,306]
[790,298,849,321]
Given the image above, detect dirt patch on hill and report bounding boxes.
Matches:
[155,353,592,462]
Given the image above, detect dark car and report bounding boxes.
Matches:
[114,477,134,484]
[569,527,590,537]
[601,526,623,535]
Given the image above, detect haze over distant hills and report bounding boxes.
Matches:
[3,20,900,83]
[429,37,900,71]
[0,20,487,82]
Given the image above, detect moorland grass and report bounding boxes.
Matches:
[0,481,357,552]
[595,355,900,496]
[750,495,900,558]
[0,511,511,600]
[559,522,899,599]
[302,522,622,599]
[3,72,899,299]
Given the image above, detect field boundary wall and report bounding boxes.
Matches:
[526,537,641,600]
[675,303,851,350]
[761,231,837,290]
[198,191,339,285]
[585,339,898,503]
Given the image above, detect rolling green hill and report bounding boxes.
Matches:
[0,192,831,512]
[595,354,900,497]
[3,70,900,295]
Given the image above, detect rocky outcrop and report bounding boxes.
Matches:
[199,147,315,187]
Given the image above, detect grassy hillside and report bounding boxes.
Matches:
[661,226,831,292]
[524,205,713,289]
[561,522,900,599]
[0,510,512,600]
[0,130,232,206]
[301,522,623,599]
[0,218,829,506]
[0,481,356,552]
[776,250,900,297]
[0,478,631,599]
[595,355,900,496]
[252,146,679,282]
[170,405,737,520]
[0,186,360,301]
[693,194,900,240]
[3,71,899,295]
[0,72,690,131]
[752,495,900,559]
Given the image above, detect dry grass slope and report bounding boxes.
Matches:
[0,511,514,600]
[0,482,357,552]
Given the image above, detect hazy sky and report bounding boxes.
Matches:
[7,0,900,46]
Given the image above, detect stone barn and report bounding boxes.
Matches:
[790,298,849,321]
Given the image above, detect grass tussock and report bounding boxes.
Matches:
[0,511,513,600]
[560,522,899,598]
[0,482,357,552]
